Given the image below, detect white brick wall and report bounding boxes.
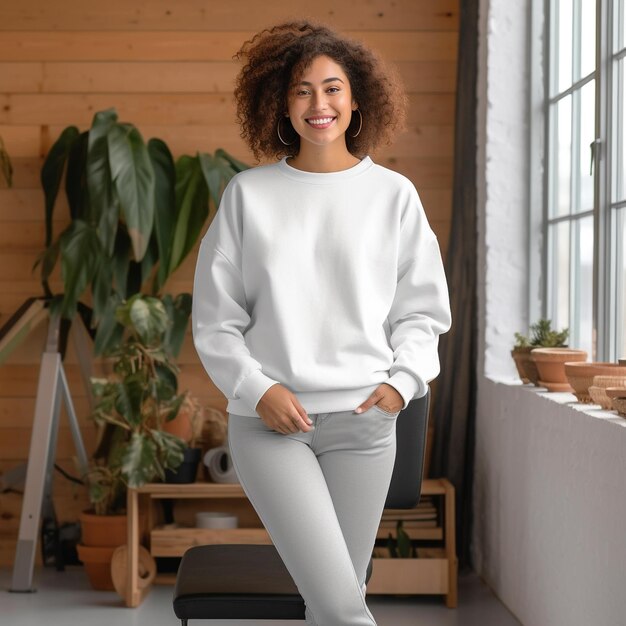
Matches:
[474,2,626,626]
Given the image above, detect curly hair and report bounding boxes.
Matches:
[232,19,409,163]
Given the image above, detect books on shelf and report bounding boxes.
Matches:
[379,519,438,528]
[382,496,437,522]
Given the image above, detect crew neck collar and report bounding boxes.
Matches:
[277,155,373,183]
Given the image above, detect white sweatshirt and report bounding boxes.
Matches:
[191,155,452,418]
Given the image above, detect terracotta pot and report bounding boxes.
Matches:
[589,386,613,410]
[605,387,626,401]
[523,354,541,386]
[591,375,626,411]
[76,544,117,590]
[511,347,532,384]
[531,348,588,391]
[611,397,626,418]
[563,362,626,403]
[161,410,194,442]
[79,510,127,547]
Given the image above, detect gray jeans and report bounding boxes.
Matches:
[227,404,399,626]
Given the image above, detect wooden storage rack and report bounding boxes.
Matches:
[125,477,457,608]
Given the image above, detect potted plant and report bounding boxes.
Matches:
[162,391,205,484]
[511,332,534,384]
[76,293,192,589]
[525,321,588,391]
[32,106,249,356]
[511,319,570,385]
[30,108,250,589]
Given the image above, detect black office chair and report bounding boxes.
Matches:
[173,389,431,625]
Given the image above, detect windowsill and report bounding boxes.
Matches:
[484,374,626,428]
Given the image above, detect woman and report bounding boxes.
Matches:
[191,19,452,626]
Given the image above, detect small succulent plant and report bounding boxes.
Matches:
[514,318,569,349]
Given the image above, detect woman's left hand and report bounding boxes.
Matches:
[354,383,404,414]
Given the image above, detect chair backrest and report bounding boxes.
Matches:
[384,387,430,509]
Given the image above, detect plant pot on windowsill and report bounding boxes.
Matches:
[563,362,626,403]
[531,348,588,392]
[511,346,537,385]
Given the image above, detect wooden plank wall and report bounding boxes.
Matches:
[0,1,458,566]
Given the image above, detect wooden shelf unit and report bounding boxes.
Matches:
[125,478,457,608]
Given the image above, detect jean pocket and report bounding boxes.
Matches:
[371,404,401,418]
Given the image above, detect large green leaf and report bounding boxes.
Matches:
[65,131,90,222]
[169,156,208,275]
[122,432,158,488]
[125,295,170,346]
[199,149,247,208]
[59,220,103,319]
[112,227,131,297]
[87,108,118,255]
[154,361,178,399]
[214,147,251,174]
[40,125,80,247]
[151,429,186,471]
[147,139,176,291]
[107,123,155,261]
[198,152,223,210]
[113,292,140,329]
[162,393,185,423]
[91,255,113,327]
[32,237,61,298]
[141,231,159,289]
[162,292,192,358]
[113,375,144,428]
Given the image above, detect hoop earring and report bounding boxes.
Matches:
[277,116,297,146]
[349,109,363,138]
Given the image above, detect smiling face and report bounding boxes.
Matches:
[285,54,358,150]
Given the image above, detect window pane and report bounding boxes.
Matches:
[577,80,595,211]
[549,96,573,217]
[558,0,573,92]
[579,0,596,79]
[620,0,626,52]
[614,58,626,202]
[548,221,571,332]
[572,216,594,356]
[614,209,626,358]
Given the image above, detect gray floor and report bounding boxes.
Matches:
[1,565,522,626]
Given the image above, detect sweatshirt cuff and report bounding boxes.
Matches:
[235,369,280,412]
[385,370,425,410]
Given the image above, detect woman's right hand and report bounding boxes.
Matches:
[256,384,315,434]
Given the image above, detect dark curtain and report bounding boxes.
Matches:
[429,0,479,573]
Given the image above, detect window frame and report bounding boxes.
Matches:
[534,0,624,361]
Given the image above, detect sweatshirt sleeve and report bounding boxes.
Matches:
[384,184,452,410]
[191,177,280,412]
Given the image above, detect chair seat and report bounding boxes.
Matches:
[173,393,428,623]
[173,544,306,620]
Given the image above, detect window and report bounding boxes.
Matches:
[543,0,626,360]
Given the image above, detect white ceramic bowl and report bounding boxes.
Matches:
[195,512,238,529]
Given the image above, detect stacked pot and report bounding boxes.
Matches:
[77,511,128,590]
[512,349,626,417]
